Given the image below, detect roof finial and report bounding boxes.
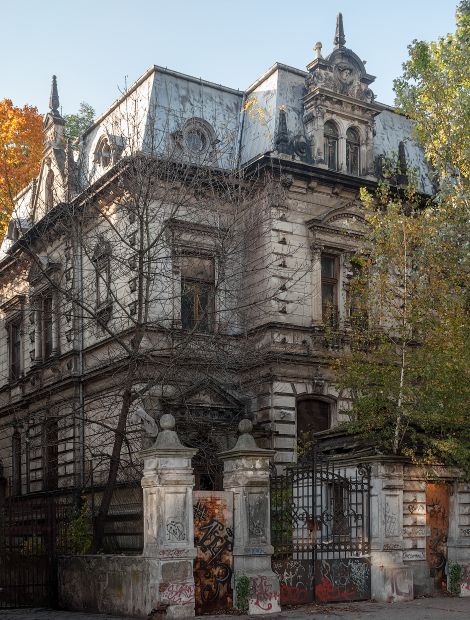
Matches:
[334,12,346,48]
[49,75,60,115]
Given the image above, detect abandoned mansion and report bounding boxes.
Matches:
[0,13,469,614]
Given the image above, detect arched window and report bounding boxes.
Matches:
[296,396,331,456]
[324,121,339,170]
[94,137,112,168]
[346,127,360,175]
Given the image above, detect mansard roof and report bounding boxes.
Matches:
[1,12,434,258]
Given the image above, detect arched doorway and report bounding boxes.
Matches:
[296,395,333,458]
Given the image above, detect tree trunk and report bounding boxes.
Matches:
[91,386,132,553]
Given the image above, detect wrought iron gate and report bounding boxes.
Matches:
[270,458,371,604]
[0,493,75,608]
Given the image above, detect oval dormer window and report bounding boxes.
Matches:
[182,119,215,158]
[185,127,207,153]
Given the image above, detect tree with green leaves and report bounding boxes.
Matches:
[64,101,95,142]
[337,1,470,475]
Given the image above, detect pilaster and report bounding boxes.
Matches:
[369,458,413,602]
[140,414,198,618]
[220,419,280,614]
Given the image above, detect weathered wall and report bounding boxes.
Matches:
[58,555,160,618]
[448,480,470,596]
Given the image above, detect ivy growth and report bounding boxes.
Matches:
[235,575,250,613]
[448,562,463,595]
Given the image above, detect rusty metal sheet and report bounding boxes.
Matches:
[426,483,449,590]
[193,491,233,614]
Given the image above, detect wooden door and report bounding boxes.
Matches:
[426,483,449,590]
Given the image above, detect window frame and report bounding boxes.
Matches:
[180,253,216,333]
[7,318,23,381]
[323,121,339,171]
[321,253,339,327]
[346,127,360,175]
[94,136,113,169]
[12,428,22,496]
[43,417,59,492]
[95,254,111,308]
[42,293,54,360]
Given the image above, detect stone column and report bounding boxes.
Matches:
[220,419,280,615]
[369,458,414,602]
[140,414,198,618]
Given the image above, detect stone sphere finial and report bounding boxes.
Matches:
[315,41,323,59]
[238,418,253,435]
[160,413,175,431]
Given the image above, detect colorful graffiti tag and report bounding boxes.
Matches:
[193,492,233,614]
[314,558,371,602]
[272,558,314,605]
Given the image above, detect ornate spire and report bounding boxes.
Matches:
[334,12,346,48]
[49,75,60,116]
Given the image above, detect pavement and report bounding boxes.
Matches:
[1,597,470,620]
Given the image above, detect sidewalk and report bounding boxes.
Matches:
[1,597,470,620]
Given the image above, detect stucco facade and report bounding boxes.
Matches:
[0,15,432,501]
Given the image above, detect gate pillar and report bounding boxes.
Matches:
[140,413,198,618]
[220,419,280,615]
[369,458,413,602]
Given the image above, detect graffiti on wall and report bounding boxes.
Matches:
[314,558,371,602]
[193,492,233,614]
[272,558,313,605]
[250,575,280,612]
[159,581,195,606]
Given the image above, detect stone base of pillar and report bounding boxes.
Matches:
[447,544,470,597]
[233,557,280,615]
[157,556,196,618]
[406,560,434,596]
[371,553,413,602]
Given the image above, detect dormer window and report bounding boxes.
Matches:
[346,127,360,175]
[185,128,207,153]
[324,121,338,170]
[181,118,215,159]
[95,137,112,168]
[7,221,19,242]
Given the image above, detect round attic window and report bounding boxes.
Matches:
[185,127,208,153]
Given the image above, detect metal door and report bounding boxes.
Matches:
[193,491,233,614]
[426,483,449,591]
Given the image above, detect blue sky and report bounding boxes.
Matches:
[3,0,457,118]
